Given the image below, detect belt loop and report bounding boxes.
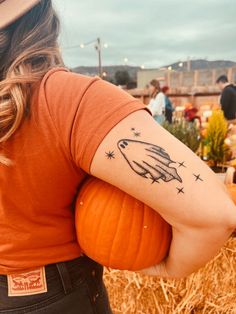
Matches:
[56,262,73,295]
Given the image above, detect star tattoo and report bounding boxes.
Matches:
[133,132,141,137]
[193,174,203,182]
[176,187,184,194]
[178,161,186,168]
[151,177,160,184]
[105,151,115,160]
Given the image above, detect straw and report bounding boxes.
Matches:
[104,236,236,314]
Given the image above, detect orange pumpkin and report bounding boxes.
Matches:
[75,178,172,271]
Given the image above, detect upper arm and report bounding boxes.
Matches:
[90,109,236,230]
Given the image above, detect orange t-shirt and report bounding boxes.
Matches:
[0,67,148,274]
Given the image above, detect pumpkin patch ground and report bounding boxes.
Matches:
[104,236,236,314]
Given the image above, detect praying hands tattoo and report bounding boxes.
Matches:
[105,135,203,195]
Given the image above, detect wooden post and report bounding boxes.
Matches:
[194,70,198,87]
[179,72,183,87]
[212,69,216,85]
[96,37,103,77]
[167,71,171,87]
[228,67,233,82]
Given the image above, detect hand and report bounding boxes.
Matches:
[137,260,169,278]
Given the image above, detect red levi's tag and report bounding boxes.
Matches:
[7,267,47,297]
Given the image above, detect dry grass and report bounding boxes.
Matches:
[104,236,236,314]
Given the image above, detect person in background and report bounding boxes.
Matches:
[162,86,174,123]
[147,79,165,124]
[184,103,201,126]
[216,75,236,121]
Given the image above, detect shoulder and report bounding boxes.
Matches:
[156,92,165,99]
[34,67,101,128]
[40,67,99,97]
[223,85,235,96]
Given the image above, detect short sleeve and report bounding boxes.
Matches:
[42,68,150,174]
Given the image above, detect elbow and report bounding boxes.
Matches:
[217,214,236,238]
[226,215,236,234]
[223,203,236,232]
[211,200,236,234]
[216,215,236,235]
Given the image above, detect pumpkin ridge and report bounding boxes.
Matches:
[83,179,102,255]
[139,205,154,267]
[76,180,94,252]
[95,180,118,265]
[107,186,124,268]
[93,183,110,263]
[75,181,91,250]
[131,202,147,269]
[120,194,137,270]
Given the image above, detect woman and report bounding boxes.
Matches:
[0,1,235,313]
[162,85,174,123]
[147,79,166,124]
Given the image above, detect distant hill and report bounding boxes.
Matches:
[72,65,140,81]
[72,60,236,81]
[165,59,236,71]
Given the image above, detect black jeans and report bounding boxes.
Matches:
[0,255,113,314]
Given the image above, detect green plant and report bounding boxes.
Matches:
[162,120,201,152]
[205,110,228,167]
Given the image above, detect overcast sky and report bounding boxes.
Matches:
[53,0,236,69]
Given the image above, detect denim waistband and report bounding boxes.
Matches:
[0,255,104,312]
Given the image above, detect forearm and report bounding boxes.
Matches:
[164,225,234,278]
[140,223,234,279]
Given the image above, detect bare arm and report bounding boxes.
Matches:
[90,110,236,278]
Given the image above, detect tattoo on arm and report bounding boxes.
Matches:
[131,127,141,138]
[105,151,115,159]
[177,187,184,194]
[133,131,141,137]
[193,174,203,181]
[178,161,186,168]
[117,139,182,184]
[103,135,204,196]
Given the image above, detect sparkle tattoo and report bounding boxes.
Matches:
[151,177,160,184]
[105,151,115,160]
[176,187,184,194]
[178,161,186,168]
[193,174,203,182]
[117,139,182,184]
[133,131,141,137]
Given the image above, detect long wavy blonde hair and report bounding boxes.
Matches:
[0,0,64,165]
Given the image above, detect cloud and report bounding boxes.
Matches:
[53,0,236,68]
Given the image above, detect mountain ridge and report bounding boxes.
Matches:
[72,59,236,80]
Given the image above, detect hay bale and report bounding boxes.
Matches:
[104,237,236,314]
